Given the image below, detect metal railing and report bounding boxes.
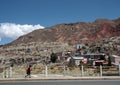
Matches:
[0,65,120,78]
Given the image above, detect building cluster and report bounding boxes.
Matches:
[0,37,120,68]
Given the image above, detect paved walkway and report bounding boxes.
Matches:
[0,74,120,81]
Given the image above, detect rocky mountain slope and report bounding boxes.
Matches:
[7,18,120,45]
[0,18,120,65]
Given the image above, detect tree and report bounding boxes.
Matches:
[50,52,57,63]
[67,57,76,70]
[107,54,112,66]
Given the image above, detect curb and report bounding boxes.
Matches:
[0,77,120,82]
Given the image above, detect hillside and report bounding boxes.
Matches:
[0,18,120,65]
[7,18,120,45]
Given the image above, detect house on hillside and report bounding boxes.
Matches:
[111,55,120,65]
[66,53,87,66]
[66,53,107,66]
[82,54,106,66]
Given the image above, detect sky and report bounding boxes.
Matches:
[0,0,120,45]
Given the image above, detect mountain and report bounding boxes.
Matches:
[0,18,120,61]
[6,18,120,45]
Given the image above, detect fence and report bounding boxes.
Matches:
[0,64,120,78]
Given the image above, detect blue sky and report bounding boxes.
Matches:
[0,0,120,45]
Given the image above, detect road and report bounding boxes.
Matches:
[0,80,120,85]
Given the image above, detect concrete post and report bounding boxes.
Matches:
[10,67,12,78]
[6,69,9,78]
[63,65,66,76]
[100,65,102,77]
[81,65,84,77]
[3,68,6,78]
[45,65,48,77]
[119,63,120,76]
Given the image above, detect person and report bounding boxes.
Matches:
[25,65,31,78]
